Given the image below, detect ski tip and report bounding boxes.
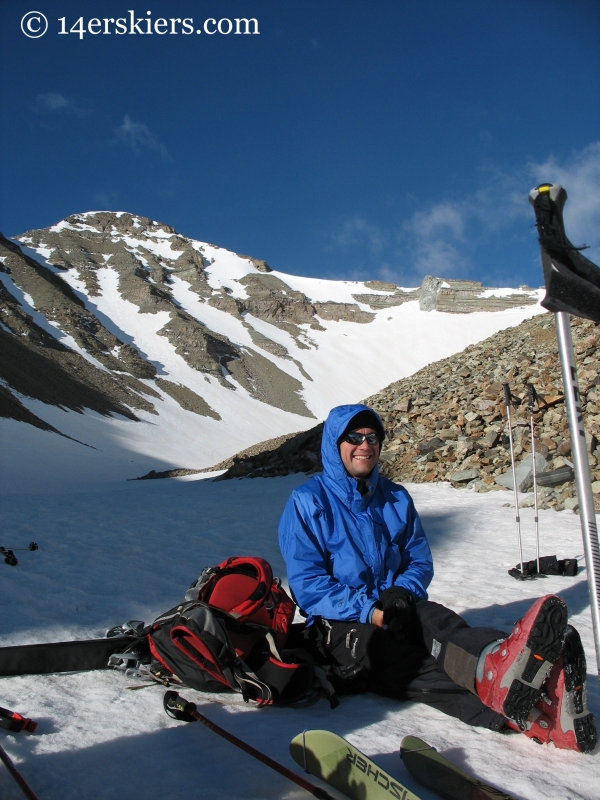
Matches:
[399,735,437,757]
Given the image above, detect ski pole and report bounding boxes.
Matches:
[0,544,38,567]
[529,182,600,682]
[527,384,541,575]
[164,691,336,800]
[503,383,524,574]
[0,742,40,800]
[0,544,38,552]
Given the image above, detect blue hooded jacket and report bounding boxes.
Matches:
[278,404,434,625]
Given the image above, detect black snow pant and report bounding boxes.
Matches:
[291,600,508,731]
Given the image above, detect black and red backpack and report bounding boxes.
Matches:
[0,555,336,708]
[148,556,330,707]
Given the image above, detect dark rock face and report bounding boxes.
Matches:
[313,302,374,323]
[352,291,418,309]
[433,280,539,314]
[210,313,600,513]
[10,214,316,420]
[1,233,155,378]
[155,379,221,419]
[0,234,161,426]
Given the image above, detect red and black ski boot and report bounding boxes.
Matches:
[504,706,553,744]
[476,594,567,728]
[536,625,597,753]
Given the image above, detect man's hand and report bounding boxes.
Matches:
[371,607,385,628]
[379,586,415,636]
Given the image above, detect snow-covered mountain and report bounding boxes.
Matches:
[1,211,543,489]
[1,216,598,799]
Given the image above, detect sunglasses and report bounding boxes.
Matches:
[343,432,380,446]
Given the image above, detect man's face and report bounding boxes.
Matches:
[339,427,380,479]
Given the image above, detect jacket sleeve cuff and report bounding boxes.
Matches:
[362,601,377,624]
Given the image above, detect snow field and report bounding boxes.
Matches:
[0,474,598,799]
[7,229,547,478]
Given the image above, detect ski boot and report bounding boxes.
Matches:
[536,625,597,753]
[476,595,567,728]
[504,706,553,744]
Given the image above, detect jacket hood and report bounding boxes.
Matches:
[320,404,384,504]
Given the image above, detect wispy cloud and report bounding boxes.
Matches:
[93,190,120,209]
[330,216,386,256]
[398,141,600,283]
[527,141,600,251]
[115,115,171,161]
[325,140,600,286]
[35,92,71,111]
[32,92,90,117]
[399,202,467,279]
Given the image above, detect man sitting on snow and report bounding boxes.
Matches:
[278,403,596,752]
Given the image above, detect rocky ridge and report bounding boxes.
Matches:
[210,313,600,513]
[2,211,544,439]
[0,233,220,428]
[15,214,314,418]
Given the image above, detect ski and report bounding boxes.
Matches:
[0,631,145,677]
[400,735,515,800]
[290,729,423,800]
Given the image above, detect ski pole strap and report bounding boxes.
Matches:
[0,706,38,734]
[164,691,336,800]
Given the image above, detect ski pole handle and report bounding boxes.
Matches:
[164,692,336,800]
[502,382,512,408]
[527,383,537,412]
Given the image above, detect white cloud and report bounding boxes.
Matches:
[31,92,91,118]
[34,92,72,111]
[527,141,600,251]
[330,217,386,256]
[407,202,465,241]
[115,115,171,161]
[395,140,600,282]
[323,140,600,286]
[398,202,468,280]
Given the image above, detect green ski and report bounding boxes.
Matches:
[290,729,423,800]
[400,736,516,800]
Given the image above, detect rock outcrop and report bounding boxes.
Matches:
[353,276,538,313]
[11,215,315,418]
[210,313,600,513]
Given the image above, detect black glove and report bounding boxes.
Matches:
[379,586,415,637]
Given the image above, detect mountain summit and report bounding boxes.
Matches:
[1,212,542,486]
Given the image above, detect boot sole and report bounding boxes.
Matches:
[574,714,598,754]
[503,596,567,727]
[562,625,586,713]
[558,626,597,753]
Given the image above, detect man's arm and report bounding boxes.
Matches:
[385,489,433,600]
[278,491,377,623]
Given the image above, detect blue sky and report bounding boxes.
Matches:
[1,1,599,288]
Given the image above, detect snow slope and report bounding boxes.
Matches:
[0,469,598,799]
[1,291,547,491]
[4,214,545,483]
